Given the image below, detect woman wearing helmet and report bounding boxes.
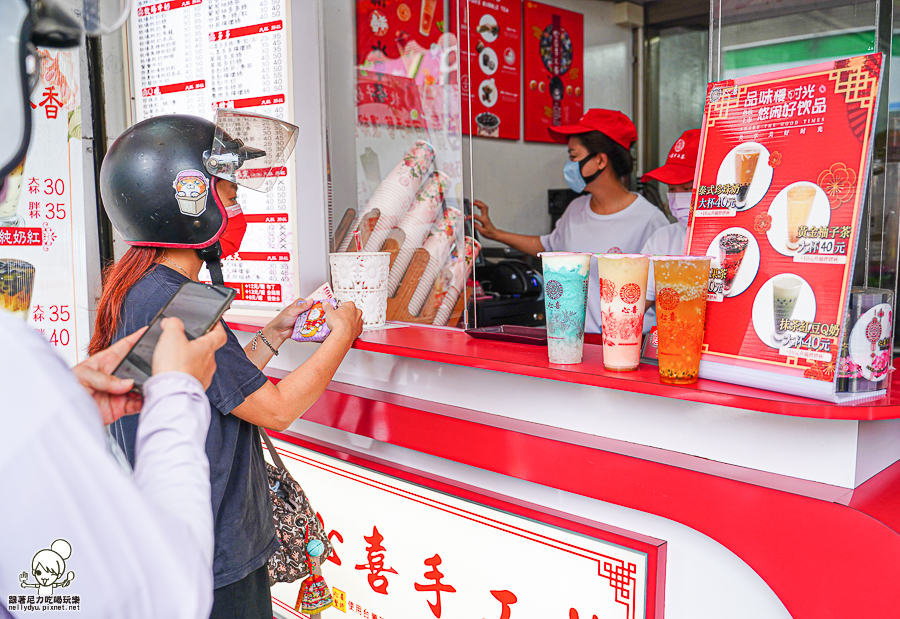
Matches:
[90,113,364,618]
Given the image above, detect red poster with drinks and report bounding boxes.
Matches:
[456,0,522,140]
[522,1,583,144]
[685,54,883,400]
[356,1,453,129]
[356,0,447,64]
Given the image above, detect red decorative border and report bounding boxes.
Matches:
[270,384,900,619]
[269,433,664,619]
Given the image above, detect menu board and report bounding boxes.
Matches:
[457,0,522,140]
[129,0,296,309]
[522,1,583,144]
[686,54,882,399]
[0,49,90,364]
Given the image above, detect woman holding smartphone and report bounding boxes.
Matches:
[89,113,363,619]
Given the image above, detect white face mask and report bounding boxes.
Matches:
[667,191,692,226]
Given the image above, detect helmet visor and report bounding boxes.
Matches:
[203,109,299,192]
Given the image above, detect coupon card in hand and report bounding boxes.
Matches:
[291,298,339,343]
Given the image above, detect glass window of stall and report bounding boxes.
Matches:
[321,1,475,328]
[702,0,900,354]
[464,0,650,331]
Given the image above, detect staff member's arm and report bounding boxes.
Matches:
[236,302,364,431]
[473,200,546,257]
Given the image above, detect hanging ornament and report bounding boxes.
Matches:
[295,522,334,614]
[866,309,883,359]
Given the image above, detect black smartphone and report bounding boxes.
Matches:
[112,281,237,393]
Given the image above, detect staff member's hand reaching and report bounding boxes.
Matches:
[472,200,501,241]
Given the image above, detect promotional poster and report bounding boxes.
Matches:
[457,0,522,140]
[686,54,882,395]
[522,1,583,143]
[0,48,89,364]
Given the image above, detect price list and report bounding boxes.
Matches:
[129,0,296,309]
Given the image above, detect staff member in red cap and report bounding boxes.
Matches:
[474,109,669,334]
[639,128,700,331]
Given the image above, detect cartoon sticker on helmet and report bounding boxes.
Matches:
[173,170,209,216]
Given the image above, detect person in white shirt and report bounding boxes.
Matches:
[0,313,226,619]
[639,128,701,331]
[474,109,669,333]
[1,4,227,617]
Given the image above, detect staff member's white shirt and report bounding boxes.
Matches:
[541,194,669,333]
[640,221,688,331]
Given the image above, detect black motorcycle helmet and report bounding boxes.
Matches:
[100,111,298,284]
[100,114,226,251]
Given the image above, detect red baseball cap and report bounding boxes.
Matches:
[641,129,701,185]
[547,109,637,149]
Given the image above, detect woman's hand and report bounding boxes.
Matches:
[263,298,315,348]
[73,327,147,425]
[473,199,502,241]
[325,301,364,342]
[152,317,227,390]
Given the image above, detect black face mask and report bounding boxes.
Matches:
[577,152,604,185]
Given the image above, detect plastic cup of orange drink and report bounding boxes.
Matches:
[650,256,712,384]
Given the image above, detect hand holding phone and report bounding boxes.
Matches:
[153,317,227,390]
[113,282,236,393]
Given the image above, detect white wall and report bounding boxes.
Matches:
[468,0,635,244]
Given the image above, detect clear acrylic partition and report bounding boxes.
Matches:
[322,1,475,328]
[709,0,900,356]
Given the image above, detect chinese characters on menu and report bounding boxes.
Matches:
[130,0,295,307]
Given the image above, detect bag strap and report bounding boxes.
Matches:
[259,427,288,471]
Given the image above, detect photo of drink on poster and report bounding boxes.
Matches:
[456,0,522,140]
[686,54,883,401]
[522,1,583,143]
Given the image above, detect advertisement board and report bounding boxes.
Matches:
[0,48,90,364]
[457,0,522,140]
[522,1,583,143]
[686,54,883,400]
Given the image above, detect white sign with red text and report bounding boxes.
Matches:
[0,48,89,364]
[269,441,650,619]
[128,0,297,310]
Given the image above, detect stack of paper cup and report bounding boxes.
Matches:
[387,171,449,295]
[433,237,481,325]
[407,206,464,316]
[338,141,436,252]
[329,252,391,328]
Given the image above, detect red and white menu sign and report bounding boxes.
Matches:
[269,440,658,619]
[687,54,882,396]
[129,0,296,309]
[522,1,583,143]
[456,0,522,140]
[0,48,90,363]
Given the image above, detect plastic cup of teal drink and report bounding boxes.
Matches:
[539,252,592,364]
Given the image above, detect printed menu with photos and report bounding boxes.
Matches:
[686,54,883,397]
[456,0,522,140]
[522,1,583,143]
[129,0,296,309]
